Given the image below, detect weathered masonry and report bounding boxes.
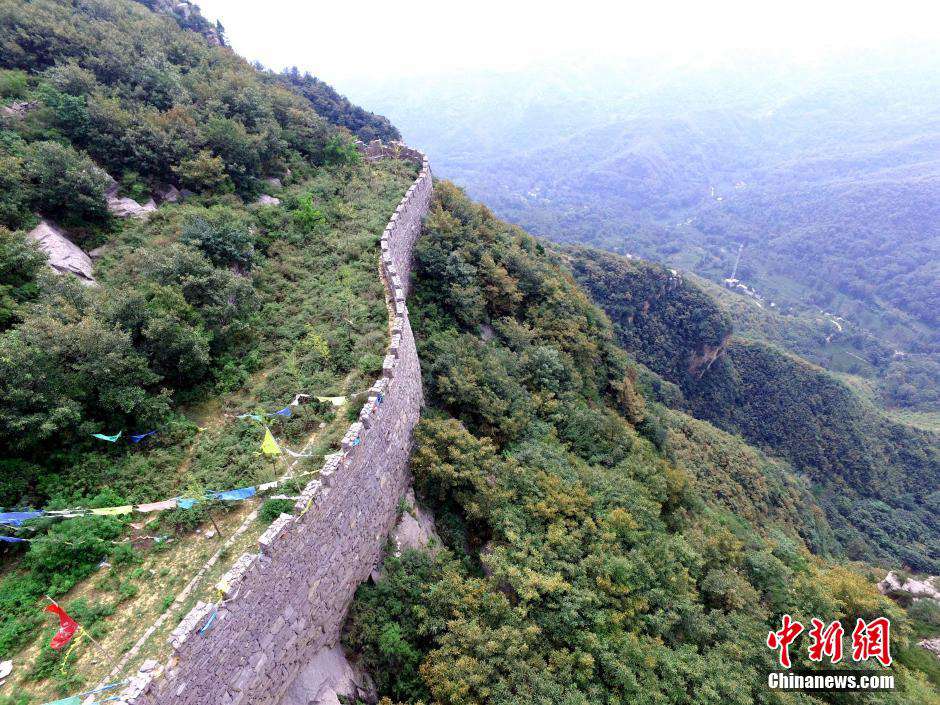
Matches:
[116,143,432,705]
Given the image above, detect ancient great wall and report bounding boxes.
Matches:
[112,142,432,705]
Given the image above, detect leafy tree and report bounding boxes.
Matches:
[174,149,232,193]
[0,227,44,329]
[180,208,255,270]
[21,140,110,225]
[0,298,169,457]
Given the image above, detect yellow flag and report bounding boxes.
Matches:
[261,428,281,456]
[90,505,134,516]
[316,396,346,407]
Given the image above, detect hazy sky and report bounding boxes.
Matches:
[197,0,940,85]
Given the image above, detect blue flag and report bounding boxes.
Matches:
[268,407,292,418]
[0,511,43,526]
[210,486,256,501]
[0,535,28,543]
[92,431,122,442]
[130,430,157,443]
[177,498,199,510]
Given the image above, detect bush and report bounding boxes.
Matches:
[259,498,294,523]
[21,141,110,226]
[0,228,44,329]
[0,69,28,99]
[174,150,232,194]
[180,208,255,270]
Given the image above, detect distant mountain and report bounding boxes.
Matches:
[344,53,940,411]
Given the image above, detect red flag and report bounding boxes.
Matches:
[45,603,78,650]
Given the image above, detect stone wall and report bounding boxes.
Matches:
[116,148,432,705]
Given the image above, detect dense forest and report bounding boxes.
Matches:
[565,247,939,573]
[345,182,938,704]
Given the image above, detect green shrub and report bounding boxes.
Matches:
[21,141,110,226]
[180,208,254,270]
[259,498,293,523]
[0,69,28,99]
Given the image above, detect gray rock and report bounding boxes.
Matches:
[264,177,283,190]
[879,571,940,601]
[154,183,182,204]
[27,219,96,285]
[278,644,377,705]
[107,192,157,219]
[919,637,940,660]
[392,488,440,555]
[253,194,281,206]
[0,100,37,118]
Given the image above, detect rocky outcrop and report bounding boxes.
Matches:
[145,0,224,46]
[0,100,37,119]
[278,645,376,705]
[688,335,731,378]
[392,489,440,555]
[154,183,181,204]
[919,637,940,661]
[253,194,281,206]
[107,184,157,219]
[27,219,96,285]
[878,571,940,602]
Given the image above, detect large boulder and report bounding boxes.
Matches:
[878,571,940,601]
[27,219,96,285]
[392,489,441,555]
[106,187,157,219]
[253,194,281,206]
[154,183,182,204]
[919,637,940,661]
[278,644,377,705]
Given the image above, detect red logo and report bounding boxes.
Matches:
[807,618,844,663]
[767,614,804,668]
[851,617,892,667]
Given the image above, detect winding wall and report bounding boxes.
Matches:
[117,144,431,705]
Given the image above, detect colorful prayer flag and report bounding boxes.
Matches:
[90,505,133,516]
[261,428,281,456]
[129,430,156,443]
[269,407,292,417]
[135,499,178,513]
[45,604,78,651]
[177,498,199,510]
[0,511,43,526]
[0,535,28,543]
[237,413,263,422]
[316,396,347,407]
[43,696,80,705]
[91,431,122,443]
[210,486,256,501]
[285,448,313,458]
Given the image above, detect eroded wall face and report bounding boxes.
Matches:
[124,150,431,705]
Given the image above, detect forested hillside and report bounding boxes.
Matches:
[345,182,938,705]
[0,0,416,698]
[565,247,939,573]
